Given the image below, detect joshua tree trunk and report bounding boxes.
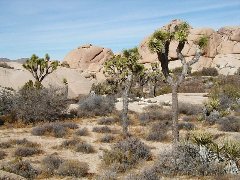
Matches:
[171,84,179,146]
[122,74,132,137]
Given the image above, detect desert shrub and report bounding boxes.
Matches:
[179,78,205,93]
[178,122,195,130]
[97,170,117,180]
[125,167,159,180]
[75,127,89,136]
[77,95,115,117]
[221,141,240,160]
[41,154,64,175]
[92,126,112,133]
[61,61,70,68]
[0,150,6,160]
[61,138,81,149]
[201,67,219,76]
[0,89,14,116]
[172,66,192,75]
[75,142,95,154]
[57,159,89,177]
[0,62,14,69]
[191,132,214,147]
[102,137,151,172]
[182,115,196,122]
[14,147,42,157]
[2,160,39,178]
[154,143,225,176]
[0,141,12,149]
[100,134,115,143]
[10,138,40,147]
[12,86,68,123]
[97,117,118,125]
[157,85,171,95]
[217,116,240,132]
[146,121,170,142]
[178,102,203,115]
[139,105,172,125]
[234,67,240,75]
[206,110,220,124]
[61,122,78,129]
[32,122,78,138]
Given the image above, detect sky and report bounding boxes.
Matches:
[0,0,240,60]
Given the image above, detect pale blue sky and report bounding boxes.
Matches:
[0,0,240,60]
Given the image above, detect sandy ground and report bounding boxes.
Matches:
[116,93,208,113]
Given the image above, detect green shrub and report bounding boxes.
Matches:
[102,137,151,172]
[201,67,219,76]
[57,160,89,177]
[77,95,115,117]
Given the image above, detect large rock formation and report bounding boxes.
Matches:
[138,20,240,75]
[63,44,113,80]
[0,62,93,98]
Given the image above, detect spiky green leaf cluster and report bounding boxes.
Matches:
[148,21,190,53]
[174,22,190,41]
[197,35,209,49]
[104,47,143,83]
[23,54,59,83]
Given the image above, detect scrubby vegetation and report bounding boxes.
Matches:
[77,95,115,117]
[57,160,89,177]
[0,62,14,69]
[32,122,78,137]
[0,150,6,160]
[75,127,89,136]
[2,160,39,178]
[14,146,42,157]
[92,126,112,133]
[102,137,151,172]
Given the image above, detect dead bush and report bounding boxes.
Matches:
[77,95,115,117]
[146,121,170,142]
[10,138,40,147]
[0,150,6,160]
[100,134,115,143]
[154,143,225,176]
[217,116,240,132]
[75,142,95,154]
[14,147,42,157]
[75,127,89,136]
[92,126,112,133]
[32,122,78,138]
[0,141,12,149]
[61,138,81,149]
[102,137,151,172]
[139,105,172,125]
[97,117,118,125]
[178,102,203,115]
[178,122,195,130]
[57,159,89,177]
[2,160,39,178]
[41,154,64,175]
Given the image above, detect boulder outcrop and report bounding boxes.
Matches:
[138,20,240,75]
[63,44,113,80]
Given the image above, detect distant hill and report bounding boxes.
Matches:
[0,58,28,64]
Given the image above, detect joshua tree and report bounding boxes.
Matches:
[148,62,162,97]
[23,54,58,88]
[148,21,207,146]
[104,47,143,136]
